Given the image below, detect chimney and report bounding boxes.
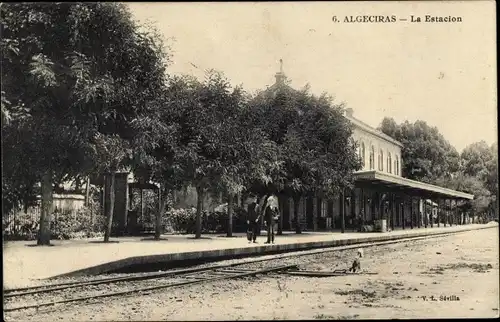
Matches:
[345,108,354,117]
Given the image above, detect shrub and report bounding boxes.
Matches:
[51,206,105,240]
[2,205,105,241]
[163,206,249,234]
[204,210,225,233]
[165,208,197,234]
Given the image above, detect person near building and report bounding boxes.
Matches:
[246,196,260,243]
[264,195,279,244]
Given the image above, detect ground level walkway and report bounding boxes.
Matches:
[3,223,497,289]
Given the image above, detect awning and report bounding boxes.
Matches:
[354,170,474,200]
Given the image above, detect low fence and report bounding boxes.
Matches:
[3,204,42,240]
[2,193,99,240]
[3,199,106,241]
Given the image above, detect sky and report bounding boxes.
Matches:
[128,1,497,153]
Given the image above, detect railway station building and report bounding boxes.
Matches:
[268,63,474,233]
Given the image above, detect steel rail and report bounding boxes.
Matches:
[283,270,379,277]
[5,228,487,313]
[4,230,470,297]
[4,263,249,298]
[3,264,297,312]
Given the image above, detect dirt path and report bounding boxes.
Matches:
[5,227,499,320]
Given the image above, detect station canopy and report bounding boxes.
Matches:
[353,170,474,200]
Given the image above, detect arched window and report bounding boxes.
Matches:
[387,152,392,173]
[379,149,384,171]
[361,142,366,168]
[395,155,399,175]
[369,145,375,169]
[394,159,397,176]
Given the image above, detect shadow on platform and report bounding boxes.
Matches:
[88,240,121,244]
[140,237,169,241]
[186,236,214,240]
[25,243,56,247]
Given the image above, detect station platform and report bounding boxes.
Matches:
[3,223,497,289]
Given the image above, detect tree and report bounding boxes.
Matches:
[459,141,498,220]
[161,70,284,239]
[163,71,248,238]
[143,90,185,240]
[214,92,282,237]
[430,140,498,223]
[379,118,460,183]
[1,116,40,216]
[460,141,495,180]
[250,84,361,233]
[485,143,499,219]
[1,3,170,244]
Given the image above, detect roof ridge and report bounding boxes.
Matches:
[346,115,403,147]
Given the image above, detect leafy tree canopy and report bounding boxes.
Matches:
[1,3,170,213]
[161,70,281,197]
[460,140,495,180]
[379,117,460,183]
[250,84,362,199]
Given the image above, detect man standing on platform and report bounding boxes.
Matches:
[246,196,260,243]
[264,195,279,244]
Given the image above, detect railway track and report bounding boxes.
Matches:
[4,262,297,313]
[3,229,478,313]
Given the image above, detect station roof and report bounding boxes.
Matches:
[353,170,474,200]
[344,113,404,148]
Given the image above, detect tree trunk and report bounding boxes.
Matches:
[104,172,116,243]
[227,193,234,237]
[37,171,53,245]
[84,176,91,207]
[293,195,302,234]
[140,189,144,223]
[312,196,318,231]
[155,184,168,240]
[74,176,79,193]
[340,190,345,233]
[277,194,283,235]
[195,186,204,239]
